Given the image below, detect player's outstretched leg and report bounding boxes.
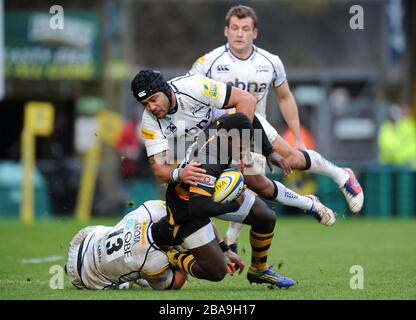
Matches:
[242,197,296,288]
[338,167,364,213]
[303,150,364,213]
[271,136,364,213]
[224,174,336,254]
[306,195,336,226]
[245,175,336,226]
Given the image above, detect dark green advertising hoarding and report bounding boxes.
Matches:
[5,10,101,80]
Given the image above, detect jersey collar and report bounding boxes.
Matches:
[167,83,178,115]
[225,43,257,62]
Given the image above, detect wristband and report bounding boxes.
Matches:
[218,240,230,253]
[170,168,182,183]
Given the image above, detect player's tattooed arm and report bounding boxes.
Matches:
[148,151,173,183]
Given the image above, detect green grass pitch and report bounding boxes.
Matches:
[1,216,415,300]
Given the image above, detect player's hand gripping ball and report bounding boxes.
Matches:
[212,169,245,203]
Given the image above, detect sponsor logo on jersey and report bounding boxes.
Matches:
[196,174,217,188]
[177,96,185,109]
[125,218,134,230]
[181,107,211,137]
[184,118,209,137]
[123,231,133,261]
[190,104,206,116]
[197,55,207,64]
[164,122,177,136]
[256,65,270,73]
[141,127,156,140]
[228,79,267,93]
[202,80,220,99]
[216,64,230,72]
[133,223,142,245]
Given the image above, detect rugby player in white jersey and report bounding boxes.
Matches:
[188,5,364,251]
[65,199,244,290]
[65,200,186,290]
[129,70,335,288]
[132,70,335,227]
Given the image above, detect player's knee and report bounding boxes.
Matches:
[256,207,276,231]
[246,199,276,231]
[197,255,228,282]
[265,207,276,226]
[203,261,228,282]
[245,175,274,198]
[287,150,306,169]
[207,266,227,282]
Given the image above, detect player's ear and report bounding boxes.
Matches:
[224,26,229,38]
[253,28,258,40]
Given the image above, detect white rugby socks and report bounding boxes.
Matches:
[225,222,244,245]
[224,180,316,246]
[272,180,313,211]
[303,149,349,186]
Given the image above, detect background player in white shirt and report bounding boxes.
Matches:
[188,5,364,251]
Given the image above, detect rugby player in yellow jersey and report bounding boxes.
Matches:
[150,112,297,288]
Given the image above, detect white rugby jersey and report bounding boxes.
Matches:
[188,44,286,118]
[75,200,173,290]
[140,74,231,158]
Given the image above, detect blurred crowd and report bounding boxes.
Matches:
[378,105,416,169]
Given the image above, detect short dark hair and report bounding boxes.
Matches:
[225,5,258,28]
[217,113,253,157]
[217,112,254,140]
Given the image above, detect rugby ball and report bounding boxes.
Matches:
[212,169,245,203]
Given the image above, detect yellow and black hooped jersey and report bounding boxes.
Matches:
[188,43,287,119]
[166,120,231,225]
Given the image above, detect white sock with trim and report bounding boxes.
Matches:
[273,181,313,211]
[304,150,349,186]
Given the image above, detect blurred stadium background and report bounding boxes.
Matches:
[1,0,415,220]
[0,0,415,299]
